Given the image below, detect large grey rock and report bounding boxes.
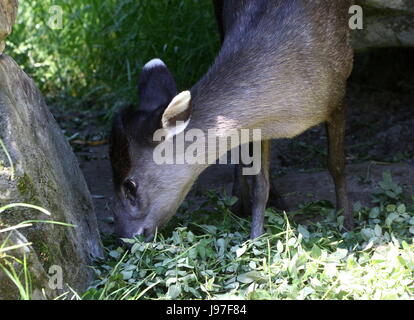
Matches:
[0,54,103,300]
[354,0,414,49]
[0,0,18,54]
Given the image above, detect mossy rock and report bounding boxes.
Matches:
[0,54,102,300]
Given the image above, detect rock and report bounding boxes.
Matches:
[0,54,103,300]
[353,0,414,49]
[0,0,18,54]
[358,0,414,12]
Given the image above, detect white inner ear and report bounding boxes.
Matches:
[162,91,191,139]
[164,118,191,140]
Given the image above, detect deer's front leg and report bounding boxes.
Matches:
[250,140,271,239]
[326,101,353,230]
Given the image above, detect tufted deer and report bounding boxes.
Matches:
[109,0,354,241]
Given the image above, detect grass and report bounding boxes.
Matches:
[79,172,414,300]
[0,203,52,300]
[0,202,76,300]
[7,0,220,113]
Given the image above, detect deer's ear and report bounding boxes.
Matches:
[161,91,192,139]
[138,58,177,113]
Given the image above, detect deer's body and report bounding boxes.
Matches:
[110,0,354,240]
[192,0,353,140]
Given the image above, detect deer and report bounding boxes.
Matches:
[109,0,354,241]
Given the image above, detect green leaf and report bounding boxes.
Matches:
[401,241,410,250]
[120,238,135,244]
[379,181,391,191]
[276,240,284,254]
[385,190,397,199]
[332,248,348,260]
[310,245,322,259]
[362,240,374,252]
[386,212,399,226]
[197,243,208,259]
[201,225,217,234]
[361,228,374,241]
[369,207,380,219]
[237,271,265,284]
[301,287,315,298]
[297,225,310,240]
[131,243,141,254]
[216,238,226,256]
[225,196,238,207]
[374,224,382,237]
[386,204,396,212]
[109,250,121,259]
[121,270,133,280]
[186,231,195,243]
[253,247,263,256]
[397,204,406,214]
[166,278,177,287]
[287,238,296,247]
[353,201,362,212]
[324,263,337,278]
[167,284,182,299]
[288,255,299,276]
[236,245,247,258]
[172,231,181,244]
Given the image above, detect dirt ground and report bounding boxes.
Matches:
[51,48,414,234]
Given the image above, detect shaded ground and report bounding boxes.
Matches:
[51,48,414,235]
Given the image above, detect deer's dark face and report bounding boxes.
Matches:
[109,59,198,241]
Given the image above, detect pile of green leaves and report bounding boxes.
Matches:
[8,0,219,112]
[83,172,414,300]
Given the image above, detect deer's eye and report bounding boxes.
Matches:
[123,179,137,203]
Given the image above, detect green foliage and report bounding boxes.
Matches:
[82,173,414,300]
[0,203,52,300]
[0,203,75,300]
[8,0,220,112]
[0,254,32,300]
